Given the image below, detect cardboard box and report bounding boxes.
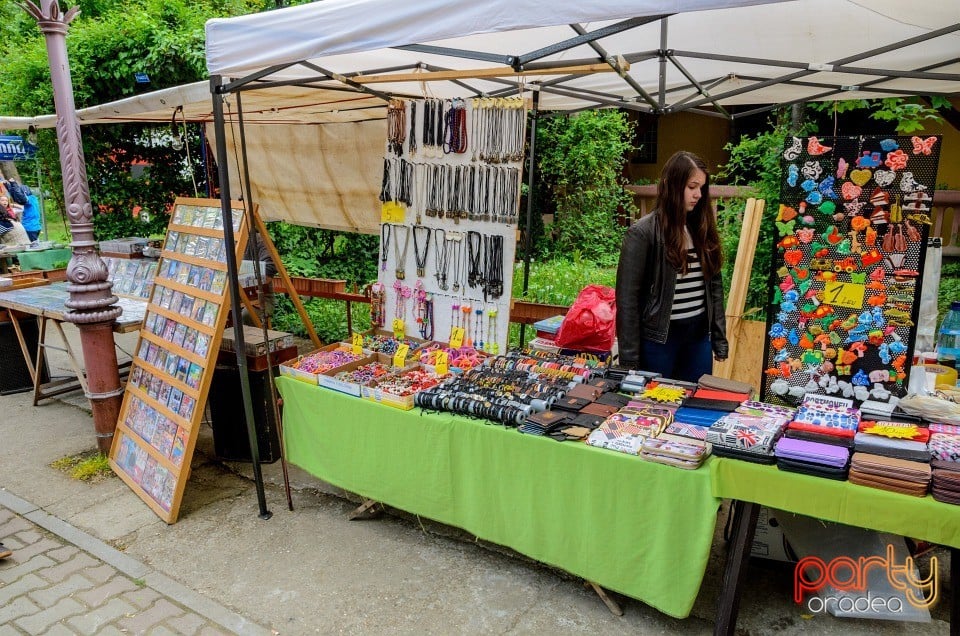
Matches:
[317,355,379,397]
[360,358,427,411]
[220,324,294,357]
[750,506,796,562]
[278,343,365,385]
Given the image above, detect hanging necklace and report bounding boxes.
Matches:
[467,231,483,290]
[393,279,412,324]
[450,232,463,292]
[487,234,504,299]
[434,229,449,290]
[487,307,499,354]
[412,225,431,278]
[408,101,418,157]
[380,223,392,272]
[386,99,406,156]
[393,224,411,280]
[370,282,386,327]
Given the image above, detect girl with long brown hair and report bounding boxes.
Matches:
[615,150,728,381]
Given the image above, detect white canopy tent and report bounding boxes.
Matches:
[2,0,957,233]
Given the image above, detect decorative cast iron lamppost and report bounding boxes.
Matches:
[19,0,123,454]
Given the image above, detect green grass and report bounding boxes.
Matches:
[50,451,114,482]
[41,201,70,243]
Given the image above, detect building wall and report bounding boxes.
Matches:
[625,111,731,184]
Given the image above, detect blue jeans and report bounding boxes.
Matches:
[26,230,40,242]
[638,314,713,383]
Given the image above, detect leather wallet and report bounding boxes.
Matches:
[850,452,931,483]
[579,402,620,417]
[692,388,751,403]
[565,384,603,401]
[712,444,777,464]
[697,374,755,396]
[570,412,606,429]
[784,429,855,448]
[681,396,742,412]
[775,437,850,468]
[595,392,631,408]
[524,410,572,428]
[854,433,930,462]
[776,457,849,480]
[553,396,593,413]
[586,378,619,393]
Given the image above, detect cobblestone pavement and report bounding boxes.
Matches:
[0,503,269,635]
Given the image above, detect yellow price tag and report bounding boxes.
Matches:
[393,344,410,369]
[392,318,405,340]
[449,326,465,349]
[435,351,449,376]
[823,281,866,309]
[380,201,406,224]
[351,332,363,356]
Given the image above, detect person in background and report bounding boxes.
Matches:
[20,191,41,242]
[0,214,30,246]
[0,195,14,220]
[615,150,728,382]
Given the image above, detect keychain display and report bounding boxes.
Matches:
[761,135,941,407]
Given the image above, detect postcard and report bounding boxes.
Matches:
[186,363,202,390]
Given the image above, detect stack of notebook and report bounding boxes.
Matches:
[785,400,860,447]
[848,452,931,497]
[854,421,931,462]
[706,412,787,464]
[640,435,710,470]
[931,461,960,504]
[774,437,850,480]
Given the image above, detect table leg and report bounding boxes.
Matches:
[7,311,37,384]
[715,500,760,636]
[951,547,958,636]
[52,320,88,395]
[32,317,49,406]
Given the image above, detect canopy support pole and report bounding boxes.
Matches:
[657,17,668,109]
[570,23,660,112]
[211,75,272,522]
[518,89,540,348]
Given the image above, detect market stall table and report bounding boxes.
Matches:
[276,375,721,619]
[0,282,146,404]
[710,458,960,635]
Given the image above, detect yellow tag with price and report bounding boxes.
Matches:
[823,281,866,309]
[393,344,410,369]
[351,332,363,356]
[449,327,465,349]
[392,318,405,340]
[434,351,449,376]
[380,201,405,224]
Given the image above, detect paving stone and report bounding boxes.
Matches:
[0,535,24,550]
[92,627,126,636]
[14,529,42,545]
[81,562,116,584]
[67,597,136,636]
[122,587,162,610]
[0,624,22,636]
[0,508,13,524]
[165,612,207,636]
[0,572,47,606]
[45,545,80,562]
[0,554,57,584]
[0,515,33,537]
[2,537,60,564]
[0,596,40,625]
[118,599,186,634]
[37,552,99,584]
[44,624,80,636]
[28,572,95,609]
[147,626,180,636]
[77,575,138,608]
[14,597,85,634]
[197,626,231,636]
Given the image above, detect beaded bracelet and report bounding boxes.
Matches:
[295,348,363,374]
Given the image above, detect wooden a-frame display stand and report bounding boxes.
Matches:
[109,197,249,523]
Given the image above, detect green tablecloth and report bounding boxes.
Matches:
[16,248,71,271]
[277,376,722,619]
[711,458,960,549]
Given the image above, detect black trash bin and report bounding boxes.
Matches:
[208,363,282,463]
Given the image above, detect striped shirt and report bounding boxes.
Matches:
[671,232,705,321]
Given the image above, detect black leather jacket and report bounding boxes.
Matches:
[615,213,729,368]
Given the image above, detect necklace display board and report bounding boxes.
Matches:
[109,197,248,523]
[760,135,941,407]
[372,97,526,354]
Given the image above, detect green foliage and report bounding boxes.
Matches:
[535,110,636,264]
[512,256,616,306]
[940,259,960,326]
[272,296,372,344]
[0,0,270,244]
[809,98,947,134]
[718,113,816,316]
[93,205,170,240]
[266,223,379,285]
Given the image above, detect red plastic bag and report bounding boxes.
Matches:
[554,284,617,353]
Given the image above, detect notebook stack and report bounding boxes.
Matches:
[585,405,674,455]
[641,435,710,470]
[706,412,787,464]
[854,421,931,462]
[848,452,932,497]
[784,398,860,448]
[774,437,850,480]
[928,423,960,504]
